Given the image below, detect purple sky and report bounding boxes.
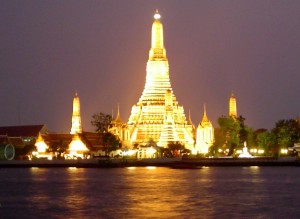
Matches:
[1,0,300,132]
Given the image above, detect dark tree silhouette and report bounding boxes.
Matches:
[91,112,112,135]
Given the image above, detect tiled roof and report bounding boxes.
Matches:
[0,125,47,137]
[43,132,103,151]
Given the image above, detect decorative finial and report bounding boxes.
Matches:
[117,103,120,118]
[154,10,161,20]
[201,103,210,123]
[187,109,193,125]
[115,103,122,122]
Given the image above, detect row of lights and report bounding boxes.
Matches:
[249,149,265,154]
[219,148,289,155]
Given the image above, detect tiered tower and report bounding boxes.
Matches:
[195,105,214,154]
[127,11,194,148]
[229,93,237,118]
[70,92,82,134]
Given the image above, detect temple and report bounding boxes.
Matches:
[120,11,195,149]
[229,93,237,118]
[195,105,214,154]
[70,92,82,134]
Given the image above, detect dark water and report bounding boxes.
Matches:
[0,166,300,218]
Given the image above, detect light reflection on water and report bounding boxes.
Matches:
[1,167,300,218]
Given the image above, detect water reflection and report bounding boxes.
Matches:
[1,167,300,218]
[145,166,156,170]
[114,167,218,218]
[121,168,190,218]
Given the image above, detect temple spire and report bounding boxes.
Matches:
[202,104,209,123]
[115,104,122,123]
[70,92,82,134]
[126,11,195,149]
[149,10,167,60]
[186,110,193,126]
[196,104,214,154]
[229,92,237,117]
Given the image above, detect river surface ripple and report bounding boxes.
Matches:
[0,166,300,218]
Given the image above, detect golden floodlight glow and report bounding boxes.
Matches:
[229,92,237,117]
[35,134,48,153]
[280,149,288,154]
[70,92,82,134]
[35,141,48,153]
[68,134,89,158]
[146,166,156,170]
[195,104,214,154]
[258,149,264,154]
[147,147,156,155]
[126,11,195,149]
[123,149,136,156]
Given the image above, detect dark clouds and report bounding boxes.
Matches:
[0,0,299,132]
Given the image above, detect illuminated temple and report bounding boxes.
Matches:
[195,105,214,154]
[0,11,247,160]
[115,11,196,149]
[70,92,82,134]
[229,93,237,118]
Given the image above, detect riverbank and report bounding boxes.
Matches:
[0,157,299,168]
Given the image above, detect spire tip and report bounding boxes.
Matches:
[154,10,161,20]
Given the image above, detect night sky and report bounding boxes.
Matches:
[1,0,300,132]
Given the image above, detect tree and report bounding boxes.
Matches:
[15,144,37,159]
[23,144,37,155]
[210,128,226,156]
[271,119,300,155]
[48,140,69,159]
[245,126,255,148]
[237,116,248,144]
[161,147,173,158]
[167,141,185,156]
[91,112,112,135]
[213,115,252,156]
[255,129,276,155]
[216,116,241,155]
[102,132,121,155]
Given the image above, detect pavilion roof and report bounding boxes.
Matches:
[0,125,47,137]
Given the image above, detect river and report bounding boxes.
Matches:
[0,166,300,218]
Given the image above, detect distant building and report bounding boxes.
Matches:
[0,125,47,159]
[33,133,51,159]
[0,93,107,159]
[229,93,237,118]
[0,124,48,145]
[39,92,107,159]
[195,105,214,154]
[110,105,129,142]
[70,92,82,134]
